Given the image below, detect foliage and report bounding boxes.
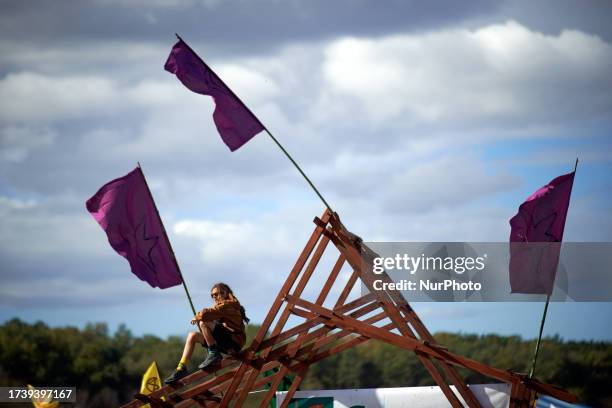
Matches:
[1,319,610,407]
[301,332,612,407]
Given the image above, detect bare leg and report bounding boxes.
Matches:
[179,331,205,363]
[179,322,218,364]
[199,320,217,348]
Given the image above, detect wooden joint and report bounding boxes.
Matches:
[278,356,294,368]
[168,394,184,403]
[134,393,172,408]
[313,216,328,229]
[428,341,448,352]
[193,394,222,404]
[320,226,334,239]
[249,357,265,370]
[322,321,336,328]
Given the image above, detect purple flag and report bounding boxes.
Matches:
[509,171,575,294]
[86,167,182,289]
[164,39,264,151]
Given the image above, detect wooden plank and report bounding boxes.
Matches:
[134,393,171,408]
[326,221,468,408]
[219,209,332,407]
[253,301,382,370]
[120,354,245,408]
[522,377,578,403]
[334,269,359,308]
[173,360,288,408]
[337,223,483,408]
[509,380,522,408]
[287,294,518,383]
[226,211,333,407]
[316,254,346,303]
[263,255,349,408]
[370,268,480,408]
[258,296,379,355]
[363,264,481,408]
[336,292,376,314]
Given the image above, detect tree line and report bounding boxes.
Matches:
[0,319,610,407]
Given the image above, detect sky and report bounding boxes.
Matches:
[1,0,611,343]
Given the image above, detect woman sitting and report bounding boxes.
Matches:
[164,282,249,384]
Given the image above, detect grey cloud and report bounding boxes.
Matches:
[3,20,609,202]
[1,1,612,331]
[1,1,499,56]
[382,156,521,213]
[496,0,612,43]
[0,126,56,162]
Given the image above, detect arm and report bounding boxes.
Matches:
[192,302,233,323]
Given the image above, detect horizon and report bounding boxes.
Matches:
[4,313,611,344]
[1,1,612,345]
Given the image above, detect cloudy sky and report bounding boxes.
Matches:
[1,0,611,342]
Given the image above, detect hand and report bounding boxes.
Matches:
[191,311,203,325]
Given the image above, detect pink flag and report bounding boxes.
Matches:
[509,171,575,294]
[164,39,264,151]
[86,167,182,289]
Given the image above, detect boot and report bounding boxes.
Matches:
[164,365,189,384]
[198,346,222,370]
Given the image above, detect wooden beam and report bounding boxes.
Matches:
[225,211,333,407]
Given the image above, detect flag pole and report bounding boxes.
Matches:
[174,34,334,214]
[137,162,204,337]
[529,157,579,378]
[263,128,333,212]
[529,293,550,378]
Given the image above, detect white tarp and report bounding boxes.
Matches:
[276,383,511,408]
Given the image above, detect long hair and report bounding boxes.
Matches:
[211,282,250,324]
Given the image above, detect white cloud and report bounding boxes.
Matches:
[173,218,295,265]
[0,72,118,122]
[124,80,185,106]
[0,196,37,213]
[319,21,612,127]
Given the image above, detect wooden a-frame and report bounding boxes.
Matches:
[122,209,578,408]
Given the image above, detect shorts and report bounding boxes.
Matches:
[211,321,240,354]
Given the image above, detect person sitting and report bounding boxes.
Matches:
[164,282,249,384]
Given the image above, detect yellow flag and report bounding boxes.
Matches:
[140,361,164,407]
[27,384,59,408]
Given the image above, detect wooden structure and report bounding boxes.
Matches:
[122,210,578,408]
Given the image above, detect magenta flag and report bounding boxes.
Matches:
[86,167,182,289]
[509,171,575,294]
[164,39,264,151]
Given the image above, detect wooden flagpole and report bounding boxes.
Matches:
[137,162,204,337]
[529,157,579,378]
